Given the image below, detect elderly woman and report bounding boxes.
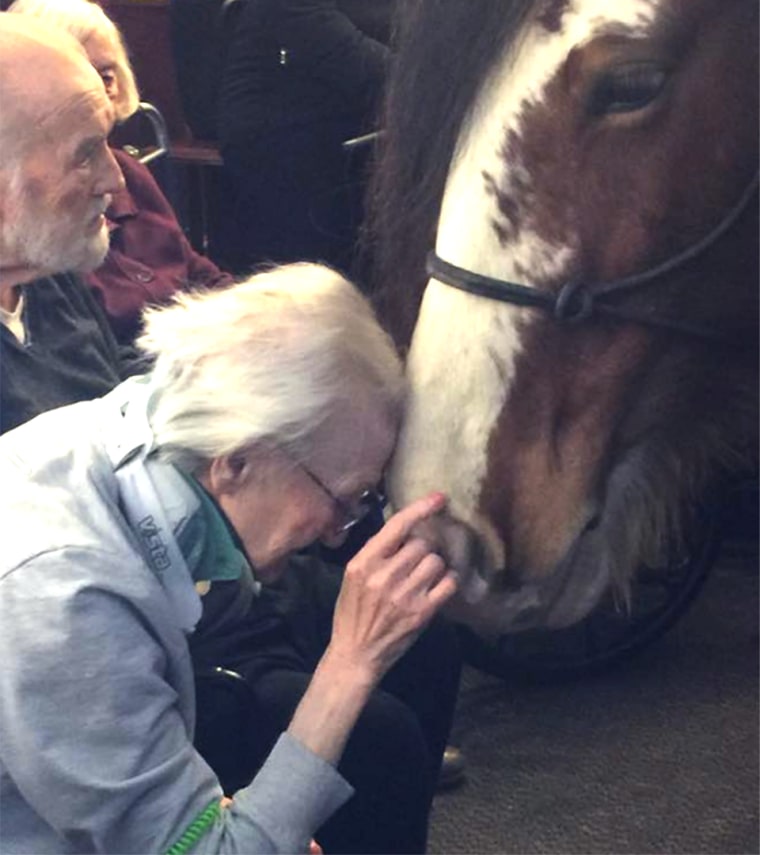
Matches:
[0,263,460,854]
[8,0,233,345]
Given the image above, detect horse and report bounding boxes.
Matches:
[370,0,758,635]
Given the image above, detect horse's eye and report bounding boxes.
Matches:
[587,63,668,116]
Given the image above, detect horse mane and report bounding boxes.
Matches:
[368,0,536,345]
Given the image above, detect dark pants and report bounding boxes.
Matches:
[191,558,462,854]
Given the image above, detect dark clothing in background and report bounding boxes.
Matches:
[221,120,373,272]
[335,0,395,44]
[219,0,388,147]
[169,0,238,141]
[0,273,137,434]
[216,0,392,273]
[170,0,393,141]
[88,149,233,345]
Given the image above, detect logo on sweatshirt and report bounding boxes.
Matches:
[138,515,171,573]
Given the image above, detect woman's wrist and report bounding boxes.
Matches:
[286,647,377,767]
[318,643,380,692]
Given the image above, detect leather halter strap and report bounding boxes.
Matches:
[426,173,759,341]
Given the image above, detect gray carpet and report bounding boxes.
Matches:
[429,550,759,854]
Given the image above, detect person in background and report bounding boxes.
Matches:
[213,0,394,275]
[8,0,234,345]
[0,258,461,854]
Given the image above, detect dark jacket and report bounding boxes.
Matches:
[0,273,140,434]
[219,0,390,148]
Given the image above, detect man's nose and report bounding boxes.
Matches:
[95,145,125,196]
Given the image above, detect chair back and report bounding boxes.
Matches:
[110,101,170,165]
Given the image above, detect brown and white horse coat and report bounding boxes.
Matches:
[382,0,758,632]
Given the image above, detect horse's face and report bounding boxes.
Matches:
[388,0,758,631]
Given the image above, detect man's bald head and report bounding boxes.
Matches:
[0,14,107,161]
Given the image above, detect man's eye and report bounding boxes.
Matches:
[74,143,99,167]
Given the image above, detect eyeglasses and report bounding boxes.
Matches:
[300,463,386,533]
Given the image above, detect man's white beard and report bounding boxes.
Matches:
[1,192,110,277]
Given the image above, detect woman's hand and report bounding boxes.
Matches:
[326,491,459,684]
[287,492,457,767]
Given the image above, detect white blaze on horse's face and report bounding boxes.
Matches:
[390,1,660,616]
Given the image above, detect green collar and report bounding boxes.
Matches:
[177,471,248,584]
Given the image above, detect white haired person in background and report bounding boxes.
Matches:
[8,0,233,346]
[0,262,462,854]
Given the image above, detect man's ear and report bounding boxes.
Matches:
[205,451,251,497]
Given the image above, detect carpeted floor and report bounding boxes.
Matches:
[429,549,759,854]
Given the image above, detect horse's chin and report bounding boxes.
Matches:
[541,526,615,629]
[449,524,613,634]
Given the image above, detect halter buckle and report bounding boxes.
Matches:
[554,281,594,323]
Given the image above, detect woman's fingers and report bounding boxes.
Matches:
[426,568,459,610]
[385,535,439,577]
[331,492,459,679]
[346,492,459,607]
[369,538,459,635]
[367,491,447,558]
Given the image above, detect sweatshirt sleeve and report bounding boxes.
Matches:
[0,548,352,854]
[198,733,354,853]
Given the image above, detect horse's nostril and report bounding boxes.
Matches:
[425,514,480,579]
[442,518,500,587]
[466,529,489,579]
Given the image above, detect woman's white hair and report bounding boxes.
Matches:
[137,264,405,472]
[7,0,140,121]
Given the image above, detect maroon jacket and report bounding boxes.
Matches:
[86,149,233,343]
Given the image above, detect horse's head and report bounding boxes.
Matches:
[377,0,758,632]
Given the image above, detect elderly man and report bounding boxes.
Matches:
[0,15,137,433]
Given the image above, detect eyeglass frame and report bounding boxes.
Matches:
[299,463,386,533]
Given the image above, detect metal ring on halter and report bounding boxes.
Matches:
[554,282,594,323]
